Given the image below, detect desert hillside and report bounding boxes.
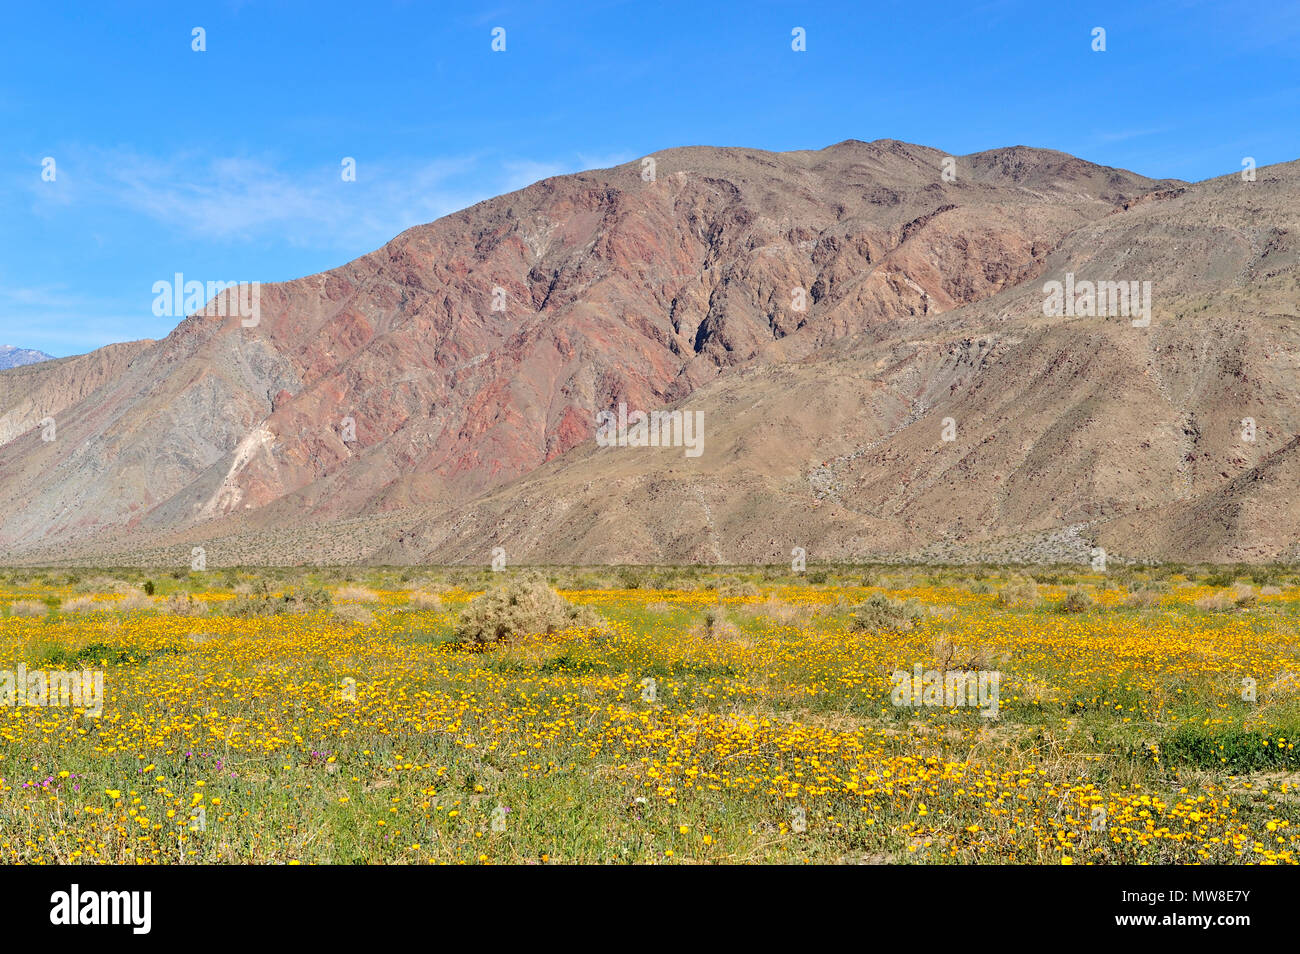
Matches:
[3,140,1297,565]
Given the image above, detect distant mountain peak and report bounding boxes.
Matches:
[0,345,54,369]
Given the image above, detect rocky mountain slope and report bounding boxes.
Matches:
[2,139,1296,566]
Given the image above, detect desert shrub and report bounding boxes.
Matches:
[1123,589,1160,609]
[116,592,155,613]
[1192,593,1226,613]
[294,586,333,608]
[646,572,679,590]
[75,575,130,594]
[968,580,993,595]
[219,586,327,618]
[407,590,445,611]
[1203,570,1237,588]
[234,579,270,597]
[1109,566,1138,588]
[994,578,1039,608]
[1055,588,1094,614]
[162,593,208,617]
[615,567,644,590]
[742,595,816,625]
[1249,567,1281,587]
[1196,584,1257,612]
[333,604,375,626]
[931,633,999,672]
[454,575,606,649]
[59,595,103,614]
[8,600,49,618]
[1194,592,1231,612]
[848,593,923,633]
[807,570,829,584]
[717,576,760,598]
[142,580,155,596]
[220,596,277,618]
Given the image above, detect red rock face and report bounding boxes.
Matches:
[0,140,1185,559]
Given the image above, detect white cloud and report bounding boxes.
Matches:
[27,147,641,251]
[89,150,487,249]
[9,147,644,355]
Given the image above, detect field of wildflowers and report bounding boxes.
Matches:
[0,565,1296,864]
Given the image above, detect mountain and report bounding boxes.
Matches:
[0,345,54,370]
[2,139,1297,566]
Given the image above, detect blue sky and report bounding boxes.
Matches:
[3,0,1297,357]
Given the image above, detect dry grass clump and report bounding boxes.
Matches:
[333,604,376,626]
[1195,584,1257,612]
[454,575,606,649]
[931,633,1002,672]
[1124,588,1161,609]
[59,595,103,614]
[1194,592,1233,612]
[1267,671,1300,694]
[994,578,1039,608]
[741,595,818,626]
[115,592,155,613]
[406,590,445,611]
[162,593,208,617]
[848,593,923,633]
[8,599,49,618]
[335,585,380,603]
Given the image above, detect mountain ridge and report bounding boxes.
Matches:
[3,139,1295,566]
